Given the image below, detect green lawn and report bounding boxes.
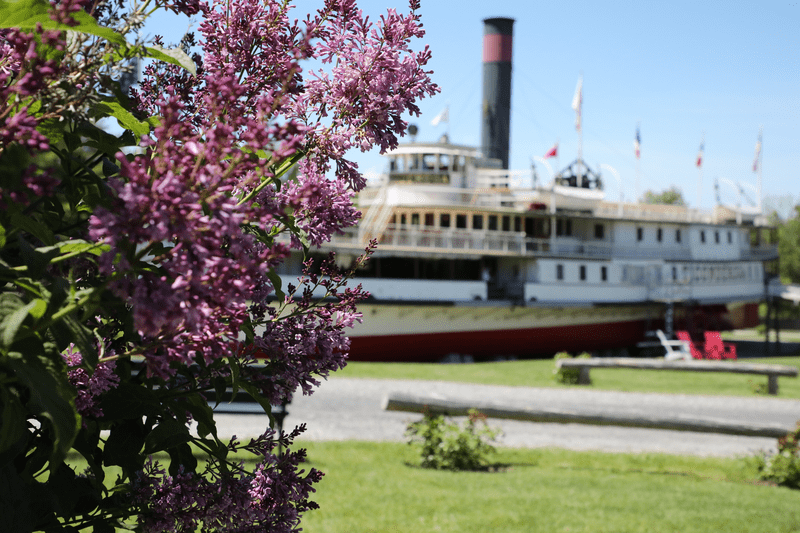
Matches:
[335,356,800,398]
[298,441,800,533]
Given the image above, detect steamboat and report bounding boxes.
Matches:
[277,18,778,362]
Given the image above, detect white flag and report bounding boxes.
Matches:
[571,76,583,132]
[431,106,449,126]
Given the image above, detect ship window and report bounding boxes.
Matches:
[456,214,467,229]
[440,214,451,228]
[728,231,732,243]
[400,214,407,225]
[424,213,435,226]
[657,228,663,242]
[601,266,607,282]
[411,213,420,225]
[502,216,511,232]
[556,264,564,280]
[715,231,720,244]
[700,230,706,243]
[556,219,563,236]
[514,217,521,232]
[389,214,396,225]
[488,215,498,231]
[580,265,586,281]
[472,214,484,230]
[594,224,604,239]
[637,227,643,241]
[566,219,572,236]
[672,266,677,281]
[676,229,681,243]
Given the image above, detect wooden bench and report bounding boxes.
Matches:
[555,357,798,395]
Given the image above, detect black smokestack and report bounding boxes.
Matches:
[481,17,514,170]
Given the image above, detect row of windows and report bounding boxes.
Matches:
[636,227,681,242]
[635,227,735,244]
[390,212,551,238]
[556,264,608,282]
[555,263,757,284]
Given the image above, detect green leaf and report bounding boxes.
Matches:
[265,268,285,301]
[144,44,197,76]
[55,239,110,257]
[94,99,149,138]
[237,381,274,419]
[7,353,79,467]
[143,417,191,454]
[0,299,36,349]
[27,299,46,320]
[0,222,6,248]
[103,419,145,469]
[0,0,126,46]
[0,387,27,455]
[180,393,218,440]
[99,382,160,421]
[270,150,305,181]
[10,212,55,246]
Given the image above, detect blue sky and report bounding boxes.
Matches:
[144,0,799,215]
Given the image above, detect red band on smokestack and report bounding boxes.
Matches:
[483,33,512,63]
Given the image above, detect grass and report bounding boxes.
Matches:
[298,441,800,533]
[335,356,800,399]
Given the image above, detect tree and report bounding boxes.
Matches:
[640,186,687,206]
[779,207,800,284]
[0,0,437,531]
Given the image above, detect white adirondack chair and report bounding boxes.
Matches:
[656,330,692,361]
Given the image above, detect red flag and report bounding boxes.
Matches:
[696,141,704,168]
[544,143,558,159]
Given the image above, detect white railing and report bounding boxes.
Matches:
[325,226,777,261]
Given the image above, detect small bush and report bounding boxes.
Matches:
[405,409,502,471]
[553,351,592,384]
[755,422,800,488]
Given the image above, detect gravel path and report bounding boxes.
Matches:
[213,378,800,457]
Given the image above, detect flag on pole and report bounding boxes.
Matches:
[752,129,762,172]
[634,126,641,159]
[544,143,558,159]
[696,140,704,168]
[430,106,449,126]
[571,76,583,132]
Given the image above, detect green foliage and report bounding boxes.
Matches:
[755,422,800,488]
[779,206,800,284]
[405,409,502,471]
[553,351,591,384]
[640,186,686,206]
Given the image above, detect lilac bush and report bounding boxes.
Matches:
[0,0,437,531]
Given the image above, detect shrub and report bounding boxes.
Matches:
[553,351,592,384]
[405,409,502,471]
[755,422,800,488]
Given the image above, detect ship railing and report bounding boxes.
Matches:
[595,203,714,223]
[741,245,779,260]
[325,226,772,261]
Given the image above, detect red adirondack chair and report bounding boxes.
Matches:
[676,331,705,359]
[704,331,737,359]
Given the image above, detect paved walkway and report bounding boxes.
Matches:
[213,378,800,457]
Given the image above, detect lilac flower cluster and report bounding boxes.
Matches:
[132,426,321,533]
[0,25,65,153]
[96,0,437,380]
[61,343,120,418]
